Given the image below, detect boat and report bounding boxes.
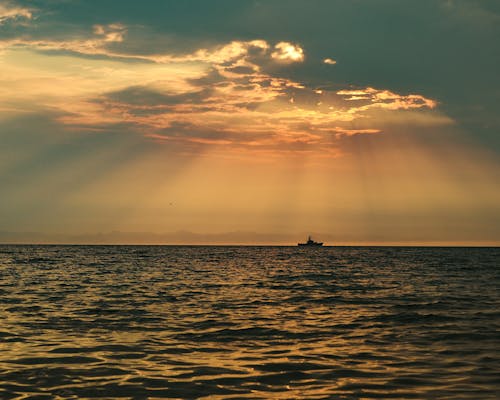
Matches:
[298,236,323,246]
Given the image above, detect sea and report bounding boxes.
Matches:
[0,245,499,399]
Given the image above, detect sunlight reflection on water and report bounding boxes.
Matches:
[0,245,499,399]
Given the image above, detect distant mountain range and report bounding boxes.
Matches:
[1,231,497,246]
[0,230,334,245]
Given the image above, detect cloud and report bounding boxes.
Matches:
[0,23,129,58]
[337,87,437,110]
[77,51,440,156]
[271,42,305,63]
[0,18,443,157]
[0,0,495,156]
[0,2,32,25]
[93,23,127,43]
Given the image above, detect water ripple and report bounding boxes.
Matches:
[0,245,499,399]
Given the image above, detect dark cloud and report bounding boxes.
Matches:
[225,65,255,75]
[103,86,214,107]
[3,0,499,152]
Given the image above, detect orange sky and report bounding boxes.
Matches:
[1,1,499,245]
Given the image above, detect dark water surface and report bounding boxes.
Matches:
[0,245,499,399]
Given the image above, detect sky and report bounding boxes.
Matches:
[0,0,499,245]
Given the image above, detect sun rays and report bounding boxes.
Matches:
[0,0,499,244]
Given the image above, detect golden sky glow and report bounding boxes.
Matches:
[0,0,499,244]
[1,35,443,155]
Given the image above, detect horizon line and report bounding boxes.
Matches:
[1,242,499,248]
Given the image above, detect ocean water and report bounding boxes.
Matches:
[0,245,499,400]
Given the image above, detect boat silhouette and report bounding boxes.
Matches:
[298,236,323,246]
